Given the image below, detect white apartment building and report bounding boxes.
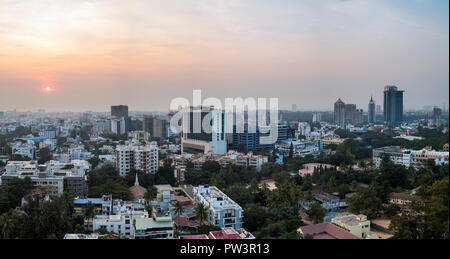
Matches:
[115,144,159,176]
[193,185,243,229]
[92,201,148,239]
[11,141,36,159]
[1,160,89,196]
[373,146,449,169]
[68,145,93,161]
[298,122,311,137]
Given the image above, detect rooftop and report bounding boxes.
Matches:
[332,214,368,227]
[299,223,361,239]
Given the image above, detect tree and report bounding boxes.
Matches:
[242,204,269,232]
[0,209,17,239]
[38,147,53,164]
[84,201,95,232]
[172,201,185,217]
[88,156,100,169]
[347,185,382,219]
[337,184,350,198]
[224,184,254,206]
[0,177,34,214]
[390,176,449,239]
[384,204,401,218]
[307,202,325,224]
[194,203,208,225]
[143,187,157,205]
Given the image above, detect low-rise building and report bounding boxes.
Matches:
[389,193,421,207]
[91,200,148,239]
[373,146,449,169]
[180,228,255,239]
[11,141,36,159]
[331,214,371,239]
[1,160,89,196]
[298,223,361,239]
[276,139,323,158]
[134,207,174,239]
[298,163,336,177]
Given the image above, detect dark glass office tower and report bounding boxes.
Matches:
[111,105,130,134]
[111,105,128,118]
[383,86,404,125]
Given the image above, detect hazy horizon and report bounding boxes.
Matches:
[1,0,449,113]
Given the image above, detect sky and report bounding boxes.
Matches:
[0,0,448,112]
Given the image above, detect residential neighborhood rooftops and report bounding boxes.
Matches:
[299,223,361,239]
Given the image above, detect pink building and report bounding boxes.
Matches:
[298,163,335,177]
[179,228,255,239]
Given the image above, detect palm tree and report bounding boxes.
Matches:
[0,210,16,239]
[143,187,157,205]
[194,203,208,226]
[84,201,95,232]
[172,201,185,217]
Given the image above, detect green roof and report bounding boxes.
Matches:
[135,218,173,231]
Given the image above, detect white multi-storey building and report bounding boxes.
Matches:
[193,185,243,229]
[11,141,36,159]
[298,122,311,137]
[92,201,148,239]
[115,144,159,176]
[373,146,449,169]
[1,160,89,196]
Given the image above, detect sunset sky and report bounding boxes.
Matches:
[0,0,448,112]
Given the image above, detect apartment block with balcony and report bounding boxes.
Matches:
[193,185,243,229]
[115,144,158,176]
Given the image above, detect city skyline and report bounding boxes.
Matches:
[0,0,449,112]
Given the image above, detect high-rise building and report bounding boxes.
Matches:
[292,104,297,111]
[111,105,130,134]
[334,99,363,127]
[115,144,159,176]
[368,96,376,124]
[111,117,127,135]
[312,112,322,123]
[383,86,404,125]
[111,105,128,118]
[182,106,227,155]
[334,98,345,127]
[433,107,442,123]
[376,105,382,114]
[143,115,167,139]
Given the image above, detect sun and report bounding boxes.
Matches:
[45,86,52,92]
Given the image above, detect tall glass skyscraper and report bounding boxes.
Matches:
[383,86,404,125]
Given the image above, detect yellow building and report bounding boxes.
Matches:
[331,214,371,239]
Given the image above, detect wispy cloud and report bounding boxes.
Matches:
[0,0,448,111]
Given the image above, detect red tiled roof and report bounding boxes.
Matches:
[173,216,199,227]
[179,234,209,239]
[129,185,147,199]
[299,223,361,239]
[173,195,191,205]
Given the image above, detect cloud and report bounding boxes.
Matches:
[0,0,448,111]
